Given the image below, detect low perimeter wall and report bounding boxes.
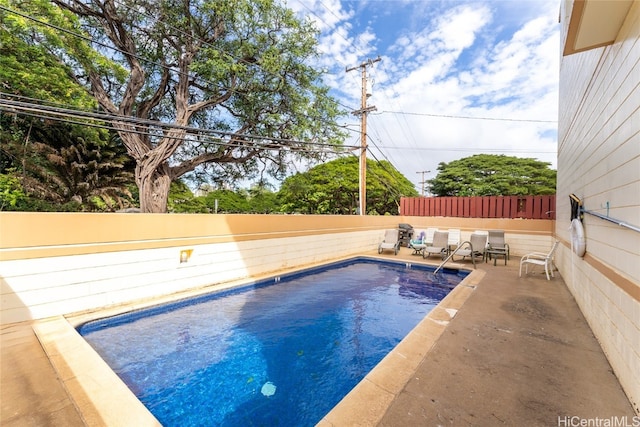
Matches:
[0,213,554,324]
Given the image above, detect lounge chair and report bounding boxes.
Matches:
[409,229,427,255]
[452,233,488,265]
[474,230,489,239]
[424,227,437,245]
[486,230,510,265]
[378,229,401,255]
[423,231,449,260]
[447,228,461,252]
[519,241,560,280]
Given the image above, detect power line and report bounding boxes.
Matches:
[0,94,358,153]
[2,91,355,147]
[366,61,427,177]
[364,148,413,203]
[0,97,414,209]
[375,110,557,123]
[374,144,556,154]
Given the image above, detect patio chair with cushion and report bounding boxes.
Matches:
[519,240,560,280]
[424,227,438,245]
[448,228,461,252]
[486,230,510,266]
[378,229,401,255]
[474,230,489,250]
[423,231,449,260]
[452,233,488,266]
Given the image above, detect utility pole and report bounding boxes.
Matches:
[416,170,431,196]
[346,56,381,215]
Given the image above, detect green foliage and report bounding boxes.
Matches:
[278,157,418,215]
[167,181,281,214]
[246,184,281,214]
[0,173,26,210]
[0,115,136,211]
[203,190,251,213]
[0,171,70,211]
[168,181,208,213]
[0,0,105,109]
[0,2,136,211]
[1,0,126,92]
[428,154,557,197]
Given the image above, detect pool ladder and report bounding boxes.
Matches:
[434,240,477,274]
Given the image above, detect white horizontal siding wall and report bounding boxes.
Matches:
[0,230,381,324]
[558,4,640,278]
[558,1,640,413]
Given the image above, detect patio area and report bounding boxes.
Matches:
[376,249,636,425]
[1,246,636,426]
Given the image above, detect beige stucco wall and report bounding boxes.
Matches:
[557,0,639,412]
[0,212,553,324]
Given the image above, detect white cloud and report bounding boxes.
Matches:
[287,0,353,31]
[430,5,492,52]
[292,0,560,191]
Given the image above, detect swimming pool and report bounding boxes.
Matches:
[78,258,468,426]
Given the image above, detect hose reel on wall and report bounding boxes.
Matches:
[569,194,586,257]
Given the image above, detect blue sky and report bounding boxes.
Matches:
[287,0,560,193]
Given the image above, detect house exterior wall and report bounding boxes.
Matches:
[0,212,553,324]
[557,0,640,412]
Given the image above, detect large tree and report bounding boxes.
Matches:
[7,0,345,212]
[428,154,556,197]
[278,157,418,215]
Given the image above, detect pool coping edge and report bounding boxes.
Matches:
[32,316,161,427]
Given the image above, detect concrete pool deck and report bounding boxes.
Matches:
[2,249,636,426]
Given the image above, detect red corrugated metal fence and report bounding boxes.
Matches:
[400,196,556,219]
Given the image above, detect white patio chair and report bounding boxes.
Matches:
[378,229,401,255]
[424,227,437,245]
[447,228,461,252]
[519,241,560,280]
[424,231,449,260]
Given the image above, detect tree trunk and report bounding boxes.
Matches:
[137,163,172,213]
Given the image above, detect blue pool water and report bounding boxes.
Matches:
[78,258,467,426]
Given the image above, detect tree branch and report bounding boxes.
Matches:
[170,148,259,179]
[137,65,171,119]
[189,76,237,114]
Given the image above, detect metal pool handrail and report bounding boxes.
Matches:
[434,240,476,274]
